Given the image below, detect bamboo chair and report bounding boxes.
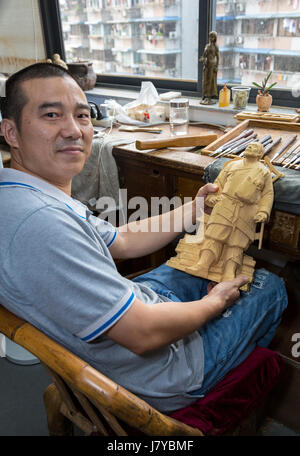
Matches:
[0,302,284,436]
[0,304,203,436]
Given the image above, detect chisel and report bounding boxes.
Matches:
[262,137,282,158]
[210,129,254,156]
[270,134,297,163]
[216,132,257,158]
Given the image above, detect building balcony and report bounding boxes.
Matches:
[139,62,166,72]
[123,8,142,19]
[101,10,113,22]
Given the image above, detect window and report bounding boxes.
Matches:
[213,0,300,105]
[40,0,300,107]
[58,0,199,81]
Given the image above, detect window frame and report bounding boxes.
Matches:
[39,0,299,108]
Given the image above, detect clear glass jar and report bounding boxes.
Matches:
[231,86,251,110]
[169,98,189,136]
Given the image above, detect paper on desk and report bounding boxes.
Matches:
[107,82,164,126]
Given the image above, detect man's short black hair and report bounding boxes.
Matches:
[0,62,79,131]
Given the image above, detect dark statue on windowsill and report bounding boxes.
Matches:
[200,31,220,105]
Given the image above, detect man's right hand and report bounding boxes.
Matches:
[206,275,249,312]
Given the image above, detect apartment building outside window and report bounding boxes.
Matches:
[214,0,300,97]
[41,0,300,107]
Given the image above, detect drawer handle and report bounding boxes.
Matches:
[152,169,160,176]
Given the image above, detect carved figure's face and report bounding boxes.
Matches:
[244,142,264,159]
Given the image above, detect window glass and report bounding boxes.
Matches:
[213,0,300,93]
[59,0,199,80]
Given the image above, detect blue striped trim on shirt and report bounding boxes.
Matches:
[0,181,86,220]
[79,291,135,342]
[0,181,37,190]
[107,228,117,248]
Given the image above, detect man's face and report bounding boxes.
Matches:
[9,76,94,187]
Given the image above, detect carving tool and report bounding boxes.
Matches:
[261,137,282,158]
[210,129,254,156]
[229,134,259,156]
[287,155,300,168]
[277,141,300,164]
[135,133,218,150]
[238,135,274,158]
[281,143,300,166]
[239,135,272,157]
[260,135,272,145]
[215,132,257,158]
[270,134,297,163]
[285,151,300,168]
[261,138,273,148]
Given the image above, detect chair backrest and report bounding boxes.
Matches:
[0,304,202,436]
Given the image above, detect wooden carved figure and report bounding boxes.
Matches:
[200,31,220,105]
[167,142,274,289]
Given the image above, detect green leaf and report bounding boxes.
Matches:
[264,71,272,85]
[265,82,277,91]
[253,82,262,89]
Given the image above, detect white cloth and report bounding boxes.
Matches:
[71,136,133,217]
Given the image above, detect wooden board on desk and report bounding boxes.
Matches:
[235,111,300,123]
[201,119,300,167]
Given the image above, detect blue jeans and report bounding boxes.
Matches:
[133,263,288,396]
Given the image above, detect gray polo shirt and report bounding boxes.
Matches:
[0,168,204,412]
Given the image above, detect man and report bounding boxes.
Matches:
[191,141,273,281]
[0,63,287,412]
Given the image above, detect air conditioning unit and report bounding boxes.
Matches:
[235,35,244,44]
[169,31,177,39]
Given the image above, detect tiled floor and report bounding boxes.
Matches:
[0,357,299,436]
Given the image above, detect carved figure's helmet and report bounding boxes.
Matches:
[244,142,264,159]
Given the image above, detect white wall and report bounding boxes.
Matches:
[0,0,46,74]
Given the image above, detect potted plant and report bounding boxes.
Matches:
[253,71,277,112]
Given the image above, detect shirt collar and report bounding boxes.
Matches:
[0,168,88,219]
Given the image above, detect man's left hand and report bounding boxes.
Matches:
[194,183,219,216]
[195,183,218,199]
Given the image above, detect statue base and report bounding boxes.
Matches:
[166,233,255,291]
[199,97,218,105]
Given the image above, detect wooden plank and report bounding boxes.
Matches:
[235,111,300,123]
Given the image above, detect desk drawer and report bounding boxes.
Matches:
[175,176,204,201]
[117,160,174,200]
